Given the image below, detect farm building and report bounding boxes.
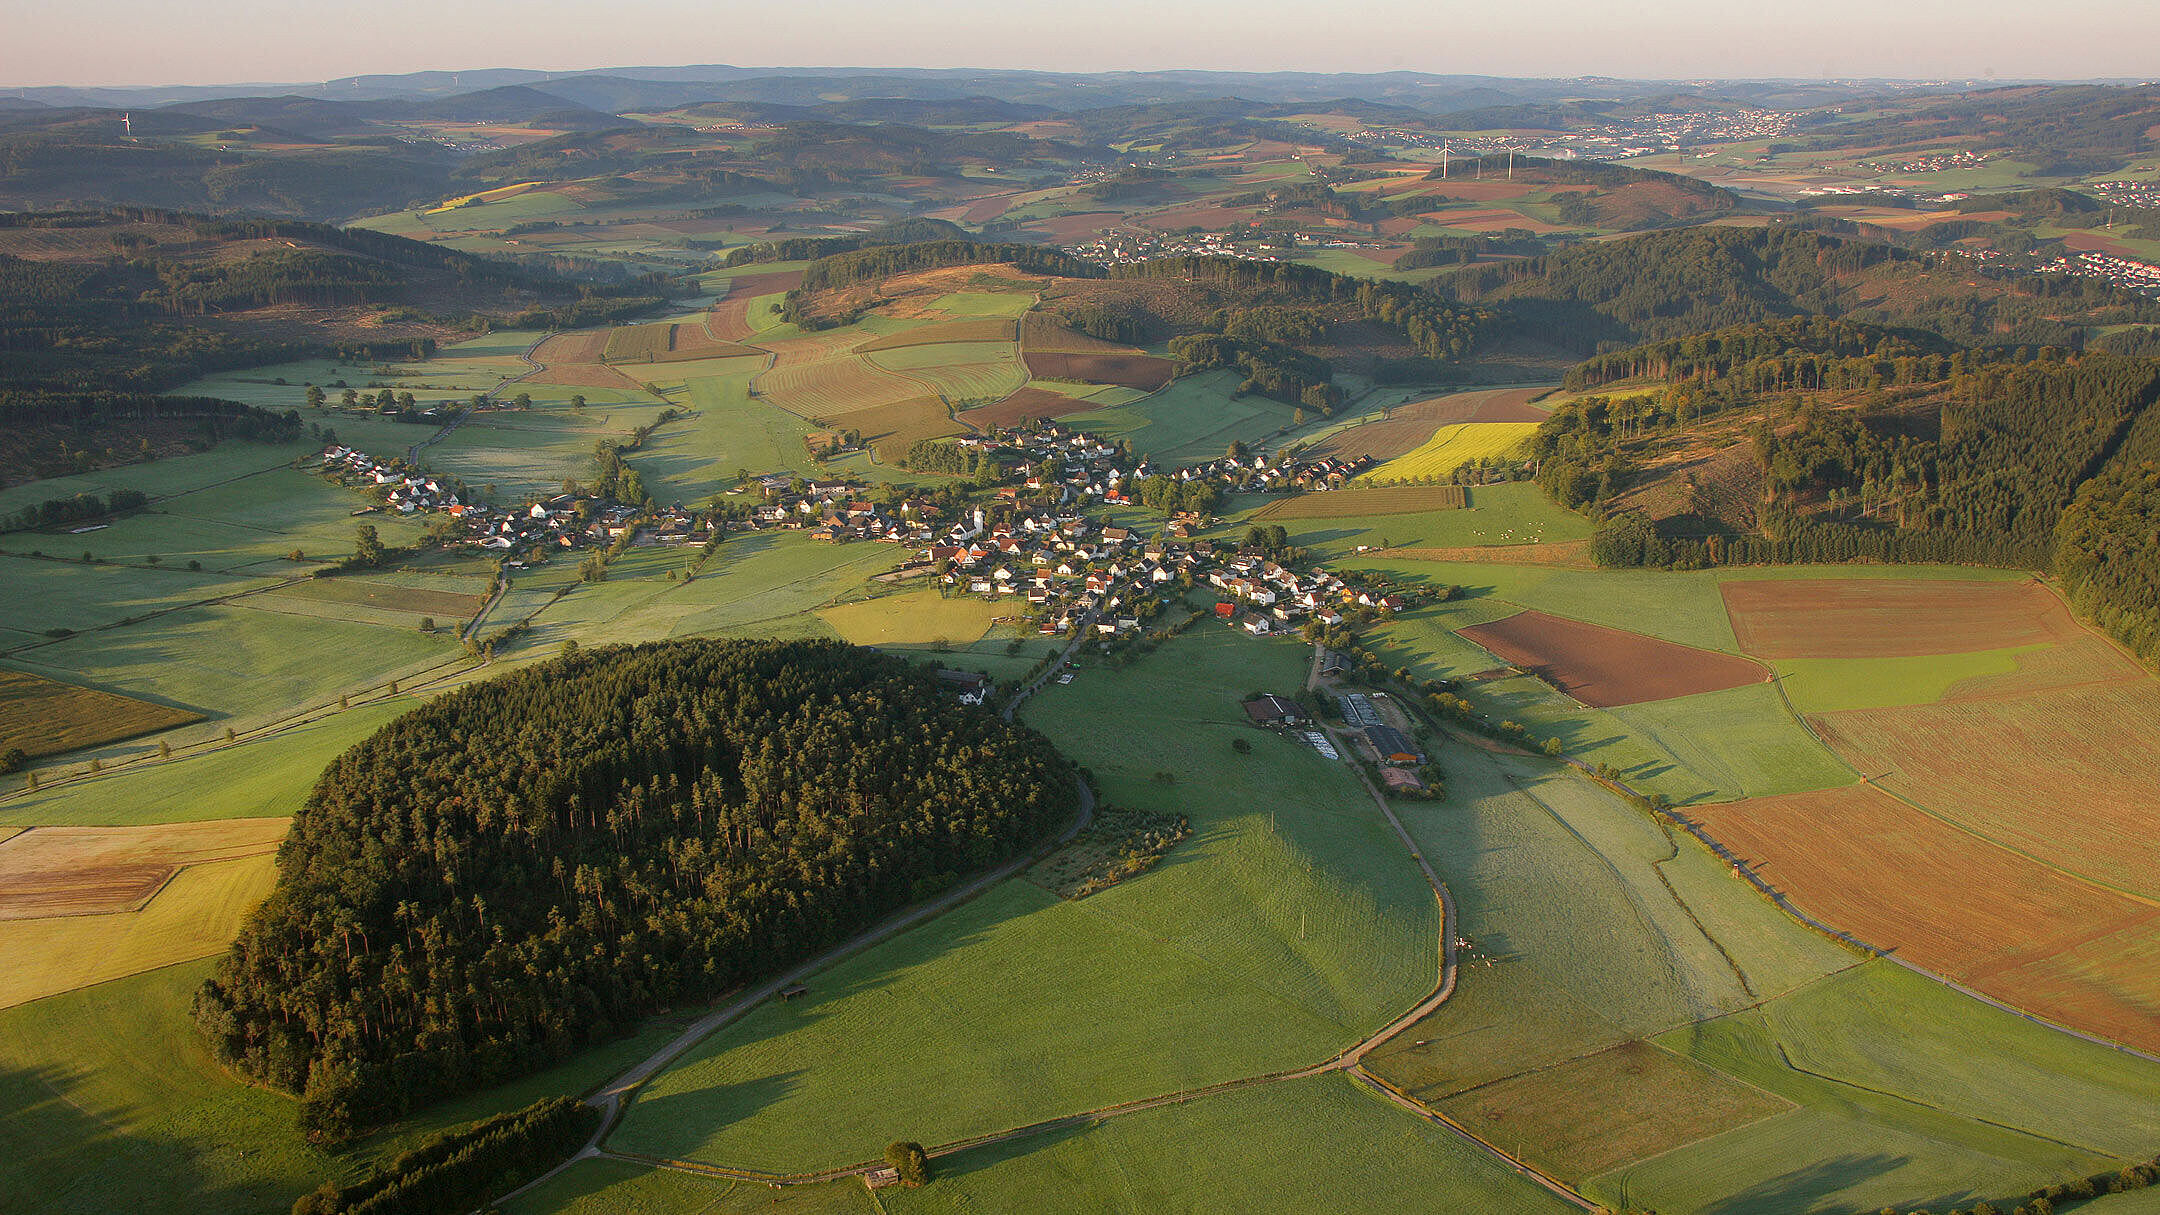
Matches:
[937,669,991,705]
[1380,767,1427,793]
[1366,724,1425,765]
[1242,694,1307,727]
[1317,648,1350,677]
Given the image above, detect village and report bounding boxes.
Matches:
[2034,247,2160,296]
[316,420,1409,657]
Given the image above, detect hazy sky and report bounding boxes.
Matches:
[6,0,2158,88]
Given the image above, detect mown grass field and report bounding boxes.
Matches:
[493,534,897,653]
[0,669,204,759]
[0,700,409,827]
[1369,743,2160,1214]
[505,1158,873,1215]
[14,603,456,739]
[817,588,1007,647]
[880,1075,1576,1215]
[1064,370,1295,466]
[869,341,1027,403]
[928,291,1035,318]
[635,361,815,499]
[8,466,435,576]
[610,629,1438,1173]
[1271,482,1589,558]
[0,959,684,1215]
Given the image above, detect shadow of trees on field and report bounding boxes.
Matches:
[1697,1153,1944,1215]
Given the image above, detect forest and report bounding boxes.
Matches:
[195,639,1080,1140]
[1538,339,2160,658]
[1443,225,2160,353]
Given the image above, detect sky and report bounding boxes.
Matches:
[5,0,2158,88]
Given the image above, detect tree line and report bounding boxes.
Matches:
[290,1096,597,1215]
[195,639,1078,1139]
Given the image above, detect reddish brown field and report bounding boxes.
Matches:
[1022,351,1177,392]
[1429,207,1571,234]
[530,331,610,364]
[1810,679,2160,900]
[1256,485,1468,518]
[1458,610,1768,707]
[1308,388,1547,462]
[659,324,761,361]
[961,194,1017,223]
[1392,541,1594,568]
[1690,784,2160,1055]
[2062,230,2150,259]
[958,387,1101,430]
[1721,577,2089,659]
[707,269,804,340]
[0,819,289,919]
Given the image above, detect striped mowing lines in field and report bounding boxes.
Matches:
[868,341,1028,404]
[602,323,676,363]
[857,318,1018,350]
[756,335,932,420]
[0,670,205,760]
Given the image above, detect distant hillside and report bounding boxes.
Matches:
[1798,83,2160,176]
[0,208,655,394]
[0,110,453,219]
[1440,225,2160,353]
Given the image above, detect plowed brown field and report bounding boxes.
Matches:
[0,818,289,919]
[1458,609,1768,707]
[1809,679,2160,900]
[1722,578,2088,659]
[1691,784,2160,1055]
[1022,351,1177,392]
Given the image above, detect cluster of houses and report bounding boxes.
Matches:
[320,447,461,515]
[321,416,1409,644]
[1205,555,1403,637]
[2034,249,2160,298]
[318,446,703,561]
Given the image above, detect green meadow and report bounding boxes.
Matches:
[610,629,1438,1173]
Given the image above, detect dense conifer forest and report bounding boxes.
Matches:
[194,639,1079,1139]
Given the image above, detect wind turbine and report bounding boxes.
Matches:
[121,112,131,138]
